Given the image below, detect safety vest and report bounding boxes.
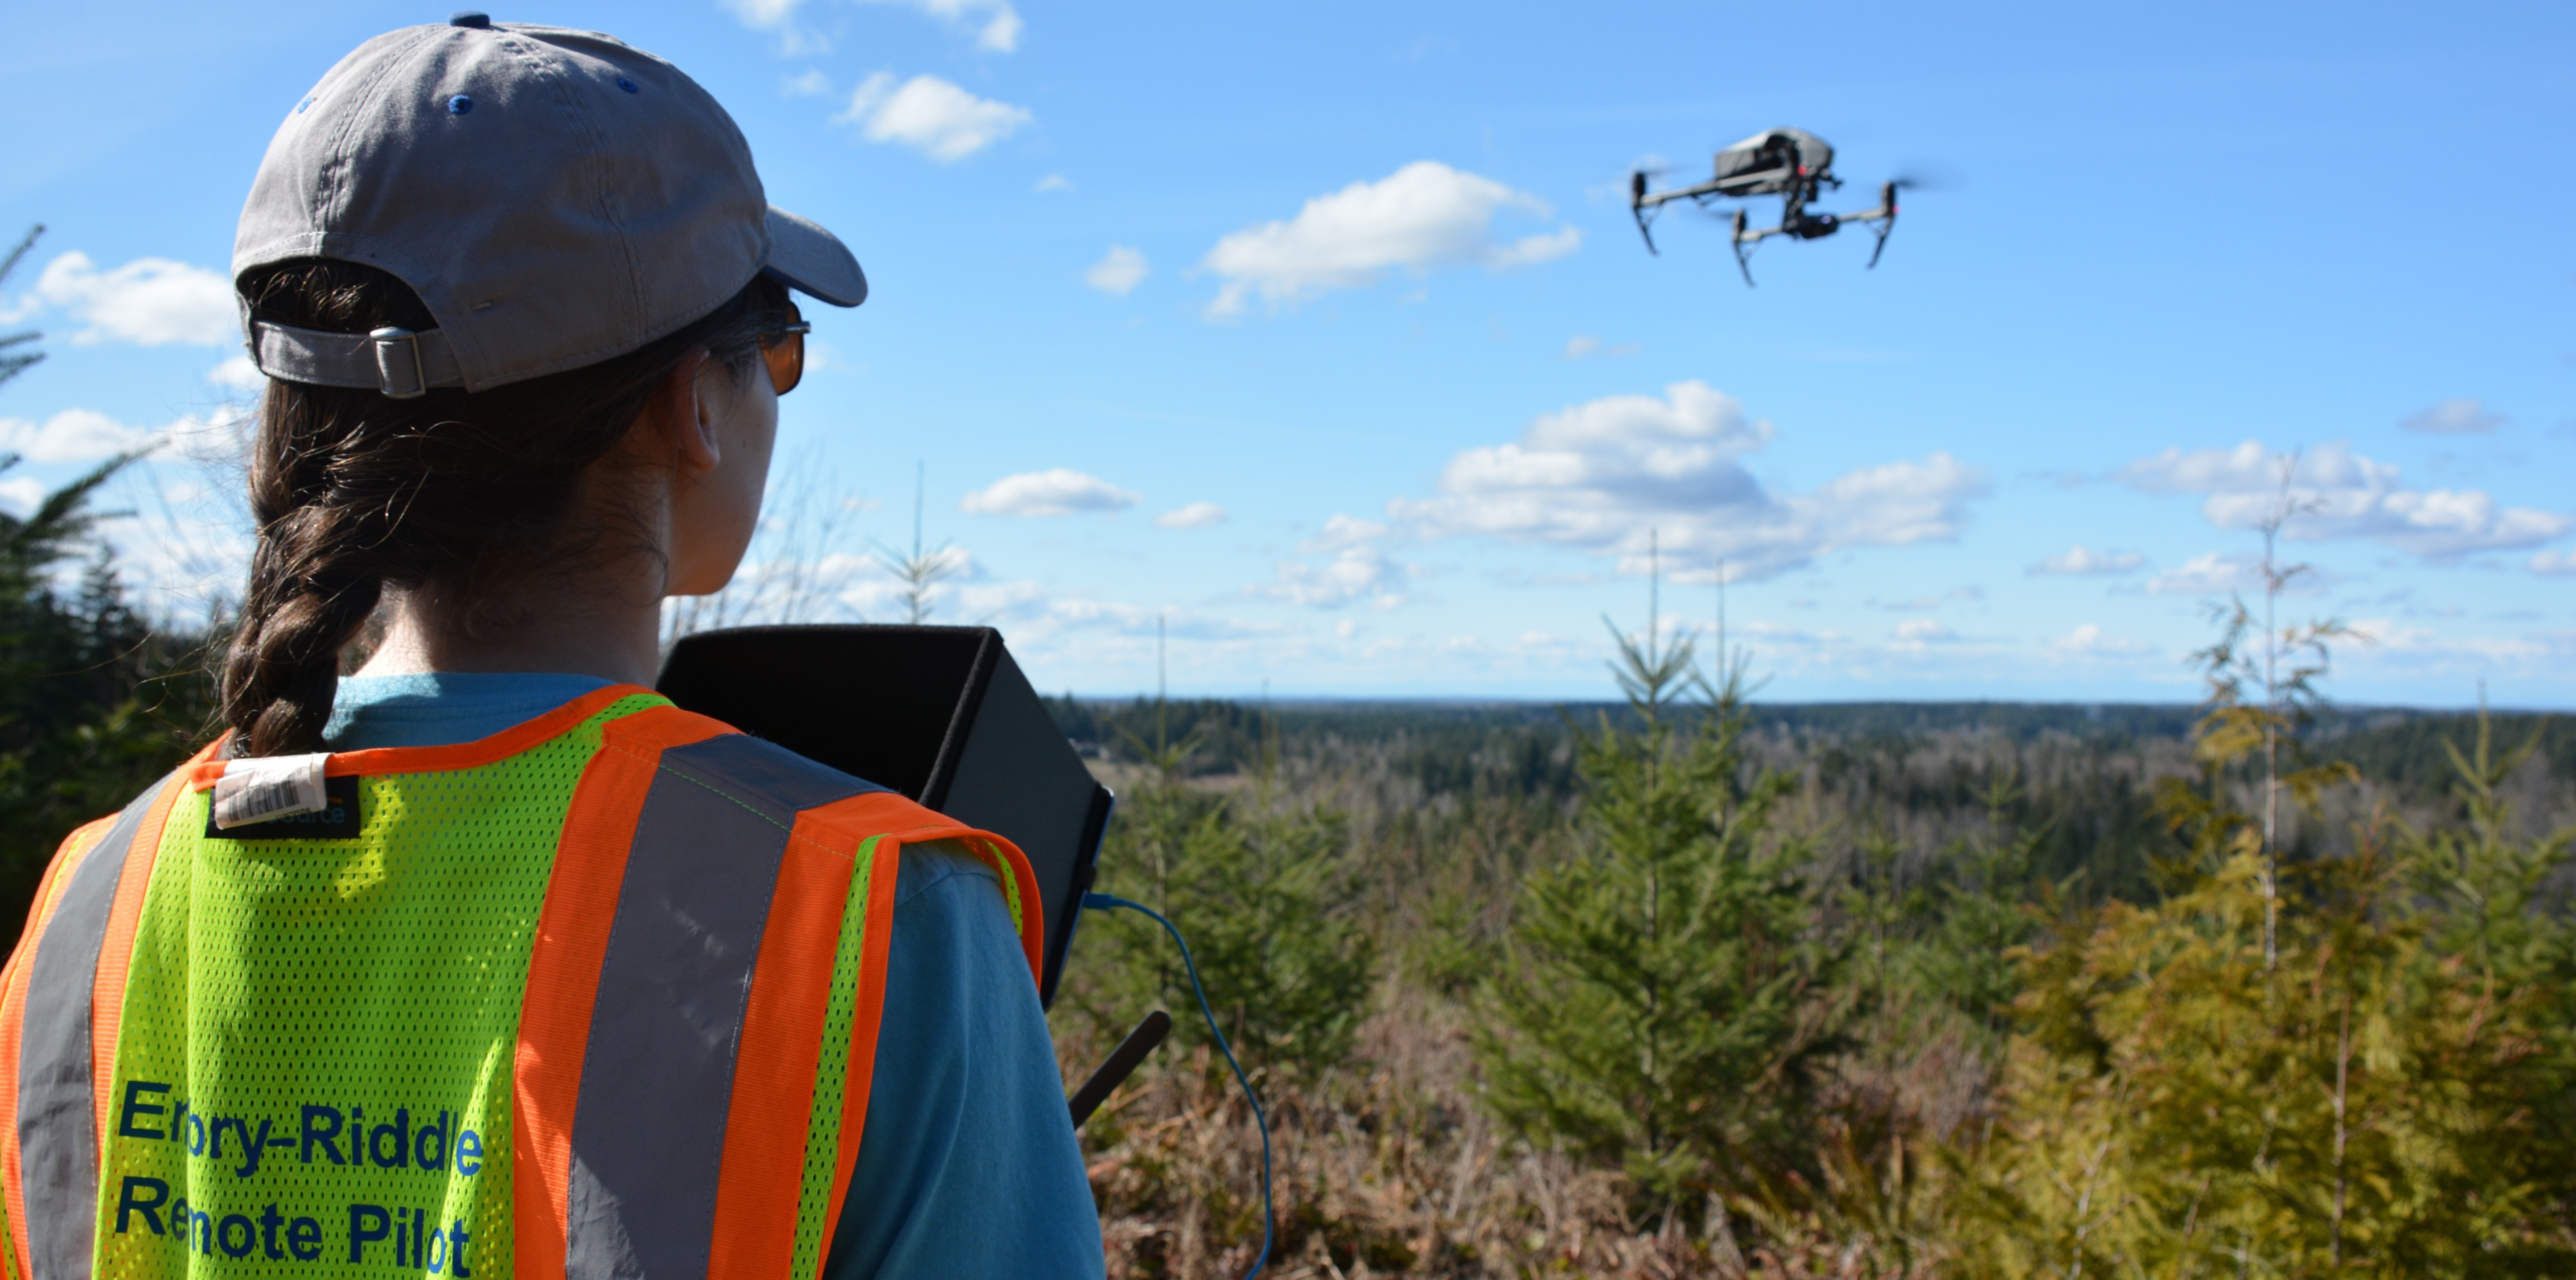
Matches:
[0,686,1041,1280]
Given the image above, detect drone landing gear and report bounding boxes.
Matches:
[1728,209,1758,287]
[1629,171,1662,255]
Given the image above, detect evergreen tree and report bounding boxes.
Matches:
[0,455,217,944]
[0,226,218,944]
[0,227,44,390]
[1476,614,1841,1218]
[1836,774,2050,1053]
[1072,706,1376,1085]
[1958,690,2576,1274]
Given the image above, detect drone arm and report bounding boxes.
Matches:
[1856,180,1898,268]
[1634,177,1729,210]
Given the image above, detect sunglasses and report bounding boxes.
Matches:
[756,303,812,395]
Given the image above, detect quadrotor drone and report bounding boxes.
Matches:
[1630,127,1904,285]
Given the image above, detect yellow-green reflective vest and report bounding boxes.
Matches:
[0,686,1042,1280]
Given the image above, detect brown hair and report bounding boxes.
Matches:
[222,259,790,757]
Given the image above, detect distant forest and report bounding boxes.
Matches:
[1048,693,2575,907]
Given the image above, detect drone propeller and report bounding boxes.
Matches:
[1882,165,1956,192]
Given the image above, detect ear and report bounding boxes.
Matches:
[646,348,724,475]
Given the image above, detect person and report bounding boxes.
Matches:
[0,15,1104,1279]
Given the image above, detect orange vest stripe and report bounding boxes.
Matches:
[562,732,893,1276]
[704,803,873,1280]
[971,834,1048,981]
[803,792,1049,1280]
[822,824,908,1280]
[0,812,113,1279]
[821,792,1048,983]
[181,682,653,792]
[514,700,736,1280]
[83,748,203,1178]
[9,774,179,1280]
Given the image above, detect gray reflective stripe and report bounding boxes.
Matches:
[563,736,880,1279]
[17,775,173,1280]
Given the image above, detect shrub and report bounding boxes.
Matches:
[1072,740,1378,1086]
[1956,707,2576,1277]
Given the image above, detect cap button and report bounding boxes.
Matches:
[450,11,491,27]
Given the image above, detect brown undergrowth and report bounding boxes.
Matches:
[1066,985,1972,1279]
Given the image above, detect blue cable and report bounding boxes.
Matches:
[1083,891,1273,1280]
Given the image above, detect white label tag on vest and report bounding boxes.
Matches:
[213,753,331,829]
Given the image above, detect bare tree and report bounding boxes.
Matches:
[2186,452,2356,969]
[870,461,961,626]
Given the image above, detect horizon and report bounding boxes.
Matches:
[1047,689,2543,716]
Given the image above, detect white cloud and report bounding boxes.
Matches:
[1894,618,1954,646]
[889,569,1276,644]
[1263,515,1409,609]
[1393,380,1987,583]
[959,468,1138,517]
[1561,334,1638,360]
[1199,161,1580,318]
[1872,586,1983,611]
[721,0,833,53]
[781,69,834,97]
[2402,398,2504,435]
[0,478,44,514]
[2028,544,2144,576]
[2342,619,2576,672]
[801,338,851,372]
[863,0,1021,50]
[1302,513,1388,553]
[1034,173,1073,193]
[724,0,805,26]
[2143,551,2259,597]
[740,0,1022,52]
[1153,501,1226,529]
[2050,623,2152,659]
[208,354,262,391]
[837,73,1031,162]
[2117,440,2572,560]
[1084,245,1148,296]
[2530,549,2576,577]
[0,408,154,462]
[29,251,234,346]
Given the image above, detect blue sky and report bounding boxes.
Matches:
[4,1,2572,705]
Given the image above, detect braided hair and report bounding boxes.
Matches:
[222,259,789,757]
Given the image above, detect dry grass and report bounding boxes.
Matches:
[1067,984,1969,1279]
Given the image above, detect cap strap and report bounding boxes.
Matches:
[249,321,465,398]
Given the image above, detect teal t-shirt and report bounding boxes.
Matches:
[327,673,1104,1278]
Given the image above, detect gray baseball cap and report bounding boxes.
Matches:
[236,13,865,398]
